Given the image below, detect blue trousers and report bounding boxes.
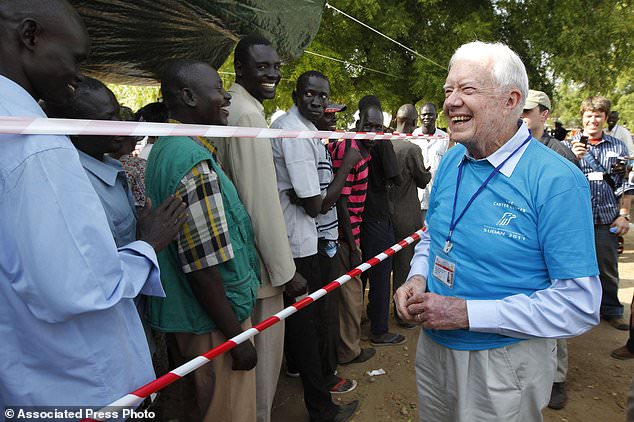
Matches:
[360,219,394,336]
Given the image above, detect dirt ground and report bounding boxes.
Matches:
[270,232,634,422]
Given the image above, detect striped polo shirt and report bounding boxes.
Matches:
[328,139,371,245]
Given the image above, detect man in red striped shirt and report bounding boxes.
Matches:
[328,97,382,365]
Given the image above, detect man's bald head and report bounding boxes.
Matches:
[160,60,231,126]
[0,0,89,102]
[396,104,417,133]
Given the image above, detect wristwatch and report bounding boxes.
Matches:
[620,213,630,221]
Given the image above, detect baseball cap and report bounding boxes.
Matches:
[524,90,551,110]
[325,103,347,113]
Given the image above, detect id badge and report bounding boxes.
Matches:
[588,171,603,181]
[432,250,456,288]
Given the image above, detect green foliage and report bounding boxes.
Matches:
[107,0,633,130]
[106,84,161,113]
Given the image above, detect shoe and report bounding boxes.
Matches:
[333,400,360,422]
[340,347,376,365]
[285,369,300,378]
[607,317,629,330]
[329,377,357,394]
[611,345,634,360]
[371,332,406,347]
[547,382,567,410]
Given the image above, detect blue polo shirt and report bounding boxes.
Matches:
[425,129,597,350]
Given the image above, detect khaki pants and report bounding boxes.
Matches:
[416,331,556,422]
[252,295,284,422]
[554,339,568,383]
[167,319,256,422]
[336,241,363,363]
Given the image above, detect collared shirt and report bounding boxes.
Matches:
[563,132,630,224]
[0,75,164,411]
[408,122,600,349]
[213,83,296,296]
[79,151,137,247]
[411,127,449,209]
[605,124,634,154]
[271,105,323,258]
[175,136,234,273]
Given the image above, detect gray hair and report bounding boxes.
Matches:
[449,41,528,112]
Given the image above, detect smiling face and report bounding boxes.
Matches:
[23,10,89,103]
[443,59,517,156]
[193,68,232,126]
[70,85,124,159]
[582,110,607,139]
[293,75,330,124]
[236,44,281,103]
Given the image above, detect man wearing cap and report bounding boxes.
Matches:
[521,90,576,164]
[317,103,346,132]
[521,90,576,410]
[412,102,450,219]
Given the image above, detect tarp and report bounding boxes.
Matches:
[70,0,326,85]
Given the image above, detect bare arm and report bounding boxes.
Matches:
[188,267,257,370]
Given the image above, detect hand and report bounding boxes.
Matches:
[394,275,426,323]
[611,160,629,177]
[571,141,587,159]
[286,190,303,206]
[611,216,630,236]
[230,341,257,371]
[350,247,362,268]
[341,147,363,170]
[405,292,469,330]
[136,196,187,252]
[284,271,308,298]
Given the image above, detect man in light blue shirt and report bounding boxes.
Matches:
[0,0,180,415]
[394,41,601,422]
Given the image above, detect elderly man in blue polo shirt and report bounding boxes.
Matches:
[394,41,601,422]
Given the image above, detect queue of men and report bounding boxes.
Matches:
[2,1,634,422]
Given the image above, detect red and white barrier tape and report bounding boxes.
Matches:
[81,228,425,421]
[0,117,447,141]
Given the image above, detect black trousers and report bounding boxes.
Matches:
[284,255,337,422]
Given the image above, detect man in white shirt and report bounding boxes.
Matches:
[412,102,449,217]
[606,111,634,154]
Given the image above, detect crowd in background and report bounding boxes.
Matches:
[3,1,634,422]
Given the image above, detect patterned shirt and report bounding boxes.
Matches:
[175,136,234,273]
[118,154,146,208]
[563,132,631,224]
[316,142,339,241]
[328,139,371,245]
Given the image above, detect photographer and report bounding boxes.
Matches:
[564,96,633,331]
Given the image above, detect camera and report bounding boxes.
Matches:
[579,135,588,146]
[611,157,630,176]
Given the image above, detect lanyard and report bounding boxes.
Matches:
[443,135,532,254]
